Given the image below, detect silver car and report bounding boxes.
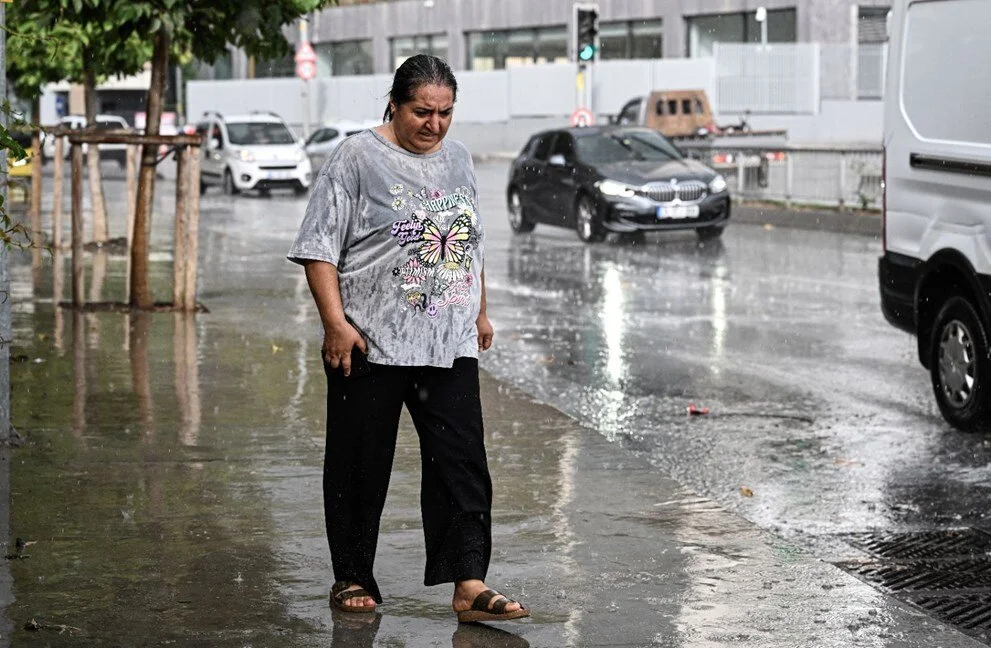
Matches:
[304,120,380,172]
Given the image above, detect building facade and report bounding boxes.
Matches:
[222,0,890,79]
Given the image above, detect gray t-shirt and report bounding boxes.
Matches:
[287,129,484,368]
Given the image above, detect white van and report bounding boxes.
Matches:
[881,0,991,430]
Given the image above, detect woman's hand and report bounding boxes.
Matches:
[323,321,367,376]
[476,313,494,351]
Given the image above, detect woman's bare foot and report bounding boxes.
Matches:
[453,579,524,615]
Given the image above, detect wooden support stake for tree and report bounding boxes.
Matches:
[71,143,85,308]
[172,145,188,308]
[125,144,139,303]
[183,147,201,312]
[30,128,43,281]
[52,137,64,250]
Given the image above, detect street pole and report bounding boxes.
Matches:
[175,65,185,127]
[299,17,311,140]
[0,4,14,643]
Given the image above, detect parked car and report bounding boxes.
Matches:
[41,114,130,168]
[614,89,720,138]
[506,126,730,242]
[305,120,379,171]
[194,111,312,196]
[879,0,991,430]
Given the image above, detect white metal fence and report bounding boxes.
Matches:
[680,142,883,209]
[713,43,821,115]
[819,43,888,101]
[714,43,887,114]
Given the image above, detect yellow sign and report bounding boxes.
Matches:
[576,71,585,92]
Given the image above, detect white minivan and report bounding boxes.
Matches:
[881,0,991,430]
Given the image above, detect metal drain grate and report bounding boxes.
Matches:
[835,529,991,644]
[837,558,991,593]
[912,594,991,632]
[843,528,991,561]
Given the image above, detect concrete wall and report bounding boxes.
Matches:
[188,58,717,126]
[308,0,887,72]
[734,99,884,145]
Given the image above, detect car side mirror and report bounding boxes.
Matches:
[548,154,569,167]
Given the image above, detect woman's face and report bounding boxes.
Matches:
[390,83,454,154]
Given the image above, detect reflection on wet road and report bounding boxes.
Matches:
[473,162,991,551]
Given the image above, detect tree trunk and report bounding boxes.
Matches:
[30,97,43,286]
[130,28,170,309]
[83,68,108,244]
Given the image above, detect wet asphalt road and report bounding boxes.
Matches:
[469,162,991,555]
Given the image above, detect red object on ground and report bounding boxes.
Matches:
[687,403,710,416]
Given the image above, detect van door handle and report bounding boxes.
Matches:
[910,153,991,178]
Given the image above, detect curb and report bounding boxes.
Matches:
[733,203,881,237]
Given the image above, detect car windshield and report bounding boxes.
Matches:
[576,130,683,164]
[226,122,296,146]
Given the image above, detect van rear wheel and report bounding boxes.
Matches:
[930,296,991,431]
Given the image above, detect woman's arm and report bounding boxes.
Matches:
[304,260,367,375]
[476,266,493,351]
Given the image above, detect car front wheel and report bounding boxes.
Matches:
[930,295,991,431]
[575,195,606,243]
[507,188,535,233]
[223,169,239,196]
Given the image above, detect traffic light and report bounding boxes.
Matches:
[574,3,599,64]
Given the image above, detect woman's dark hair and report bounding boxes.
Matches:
[383,54,458,122]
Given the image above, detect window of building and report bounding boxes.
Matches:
[686,8,797,58]
[315,39,374,77]
[188,52,233,81]
[858,7,890,44]
[253,53,295,79]
[857,6,889,99]
[391,34,449,69]
[600,20,663,60]
[466,27,569,71]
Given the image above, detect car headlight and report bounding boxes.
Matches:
[235,149,255,163]
[709,174,727,194]
[596,179,636,198]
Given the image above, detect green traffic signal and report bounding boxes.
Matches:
[579,44,596,61]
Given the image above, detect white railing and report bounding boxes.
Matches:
[679,141,883,209]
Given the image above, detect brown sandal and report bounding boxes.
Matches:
[330,580,376,613]
[456,589,529,623]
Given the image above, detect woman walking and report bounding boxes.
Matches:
[288,54,528,623]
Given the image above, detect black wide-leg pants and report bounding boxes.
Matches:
[322,356,493,603]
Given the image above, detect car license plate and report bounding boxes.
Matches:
[268,171,292,180]
[657,205,700,219]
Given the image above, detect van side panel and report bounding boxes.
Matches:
[885,0,991,274]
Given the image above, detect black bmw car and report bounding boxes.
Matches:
[506,126,730,243]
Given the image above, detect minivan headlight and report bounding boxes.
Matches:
[596,179,636,198]
[709,174,727,194]
[235,149,255,163]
